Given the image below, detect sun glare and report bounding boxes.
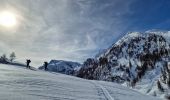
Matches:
[0,11,17,27]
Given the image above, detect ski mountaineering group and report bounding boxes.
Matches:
[26,59,48,71]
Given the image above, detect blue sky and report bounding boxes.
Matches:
[0,0,170,66]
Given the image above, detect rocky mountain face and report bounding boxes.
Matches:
[39,60,81,75]
[76,31,170,98]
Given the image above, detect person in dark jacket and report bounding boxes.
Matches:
[44,62,48,71]
[26,59,31,69]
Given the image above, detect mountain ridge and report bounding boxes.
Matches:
[39,60,81,75]
[76,30,170,98]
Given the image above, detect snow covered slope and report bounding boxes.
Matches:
[39,60,81,75]
[0,64,159,100]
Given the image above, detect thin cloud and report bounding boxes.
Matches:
[0,0,135,66]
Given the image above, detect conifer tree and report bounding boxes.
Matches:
[9,52,16,62]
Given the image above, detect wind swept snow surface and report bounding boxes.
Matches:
[0,64,160,100]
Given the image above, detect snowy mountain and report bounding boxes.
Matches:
[39,60,81,75]
[77,30,170,99]
[0,64,160,100]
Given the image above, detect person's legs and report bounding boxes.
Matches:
[28,63,30,69]
[26,63,28,68]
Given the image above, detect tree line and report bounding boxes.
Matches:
[0,52,16,64]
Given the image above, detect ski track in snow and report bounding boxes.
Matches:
[97,84,114,100]
[0,64,161,100]
[91,81,114,100]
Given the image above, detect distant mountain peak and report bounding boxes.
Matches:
[39,60,81,75]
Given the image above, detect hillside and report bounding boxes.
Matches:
[76,30,170,99]
[0,64,159,100]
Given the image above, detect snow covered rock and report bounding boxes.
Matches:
[39,60,81,75]
[77,30,170,99]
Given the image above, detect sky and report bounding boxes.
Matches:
[0,0,170,66]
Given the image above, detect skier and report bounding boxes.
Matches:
[26,59,31,69]
[44,62,48,71]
